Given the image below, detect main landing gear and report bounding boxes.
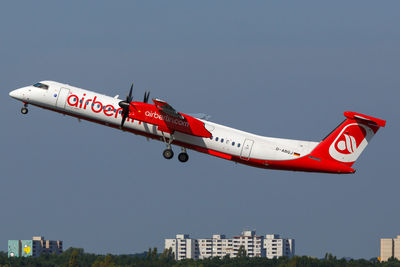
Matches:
[161,134,189,162]
[163,148,174,159]
[178,148,189,163]
[162,134,175,160]
[21,103,28,114]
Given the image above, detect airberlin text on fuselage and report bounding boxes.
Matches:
[66,94,190,128]
[145,111,189,127]
[67,94,123,118]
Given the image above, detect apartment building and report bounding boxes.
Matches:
[232,230,264,257]
[8,236,63,257]
[165,234,199,260]
[380,235,400,261]
[264,234,295,259]
[198,234,234,259]
[165,230,294,260]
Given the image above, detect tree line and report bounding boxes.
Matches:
[1,248,400,267]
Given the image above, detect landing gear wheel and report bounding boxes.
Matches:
[163,149,174,160]
[21,107,28,114]
[178,152,189,163]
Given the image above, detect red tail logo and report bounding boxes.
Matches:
[329,123,373,163]
[334,125,367,154]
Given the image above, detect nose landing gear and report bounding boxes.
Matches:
[21,103,28,114]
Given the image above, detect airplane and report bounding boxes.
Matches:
[9,81,386,174]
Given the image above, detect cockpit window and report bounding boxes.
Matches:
[33,83,49,90]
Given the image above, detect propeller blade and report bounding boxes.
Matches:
[120,82,134,128]
[127,83,134,102]
[120,111,129,128]
[143,91,150,103]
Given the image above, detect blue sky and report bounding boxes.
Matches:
[1,1,399,259]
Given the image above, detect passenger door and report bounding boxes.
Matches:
[240,139,254,160]
[56,88,70,109]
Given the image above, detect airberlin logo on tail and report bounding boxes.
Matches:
[329,123,374,163]
[336,133,359,154]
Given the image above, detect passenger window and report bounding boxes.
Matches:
[232,142,235,146]
[210,136,213,140]
[238,143,241,148]
[221,138,224,143]
[215,137,219,141]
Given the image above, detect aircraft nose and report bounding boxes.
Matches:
[9,88,24,100]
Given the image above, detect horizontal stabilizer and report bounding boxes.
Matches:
[344,111,386,127]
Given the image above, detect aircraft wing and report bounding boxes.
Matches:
[150,99,212,138]
[152,99,184,119]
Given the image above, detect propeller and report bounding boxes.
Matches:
[118,83,134,128]
[143,90,150,103]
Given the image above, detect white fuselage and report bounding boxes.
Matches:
[10,81,319,165]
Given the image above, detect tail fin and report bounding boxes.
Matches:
[310,111,386,168]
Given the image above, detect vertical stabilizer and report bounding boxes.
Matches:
[310,111,386,167]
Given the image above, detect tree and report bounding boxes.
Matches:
[324,252,336,261]
[160,247,175,262]
[92,254,118,267]
[146,248,152,260]
[236,245,247,258]
[151,247,158,260]
[68,249,80,267]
